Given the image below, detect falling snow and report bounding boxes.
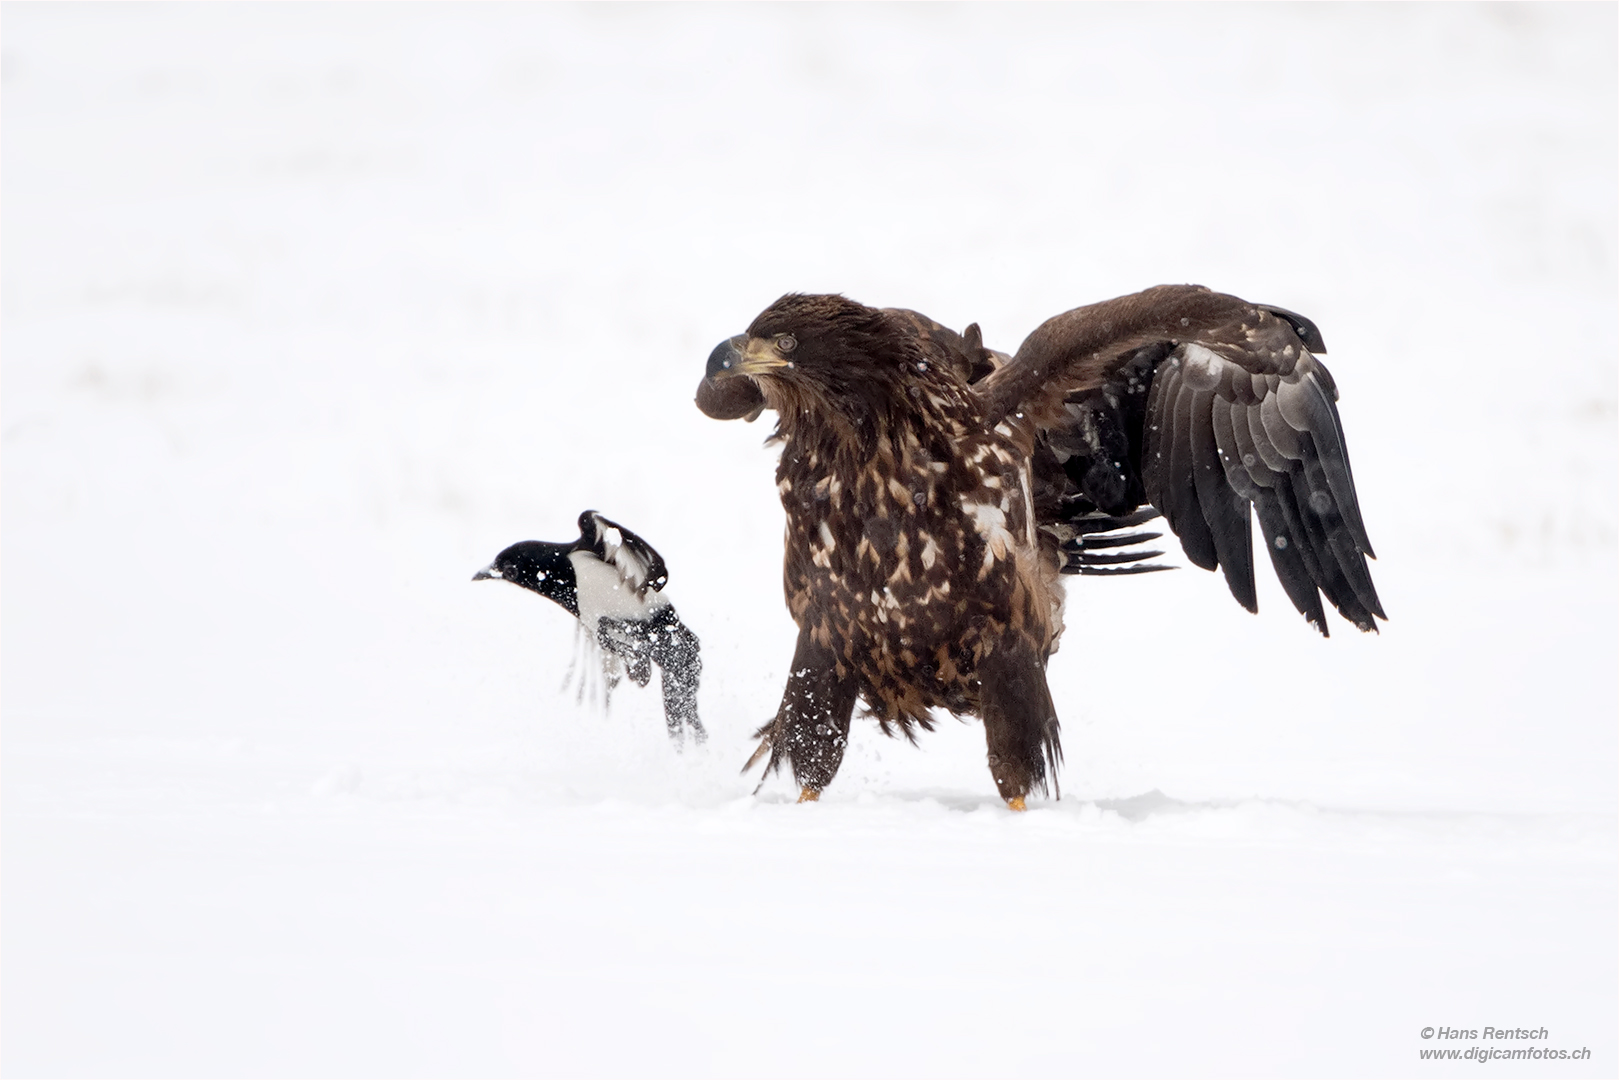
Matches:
[3,5,1615,1077]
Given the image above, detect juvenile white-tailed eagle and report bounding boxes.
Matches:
[696,286,1382,808]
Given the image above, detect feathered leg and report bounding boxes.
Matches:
[976,643,1062,810]
[749,626,858,800]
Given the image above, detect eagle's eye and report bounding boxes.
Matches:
[775,335,797,354]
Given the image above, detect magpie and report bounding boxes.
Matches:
[473,511,705,745]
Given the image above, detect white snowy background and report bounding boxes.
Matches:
[3,4,1615,1077]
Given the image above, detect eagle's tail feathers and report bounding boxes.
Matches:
[1073,529,1162,550]
[1058,521,1172,575]
[1063,563,1175,577]
[1063,546,1166,566]
[1067,506,1162,533]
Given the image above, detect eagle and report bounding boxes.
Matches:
[695,285,1382,809]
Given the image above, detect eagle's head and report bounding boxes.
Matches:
[696,294,925,433]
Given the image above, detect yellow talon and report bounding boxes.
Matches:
[1006,796,1027,812]
[797,787,821,803]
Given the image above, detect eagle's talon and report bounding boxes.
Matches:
[1006,796,1027,812]
[797,787,821,803]
[741,735,773,774]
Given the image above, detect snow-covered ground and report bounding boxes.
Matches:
[3,5,1615,1077]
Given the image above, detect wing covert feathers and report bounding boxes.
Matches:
[990,285,1383,636]
[579,511,669,596]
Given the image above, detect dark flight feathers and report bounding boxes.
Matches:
[977,285,1382,635]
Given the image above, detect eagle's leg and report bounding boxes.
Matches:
[757,626,858,800]
[649,612,705,746]
[976,642,1062,810]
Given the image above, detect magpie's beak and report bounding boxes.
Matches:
[472,563,500,581]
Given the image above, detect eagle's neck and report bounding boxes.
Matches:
[770,375,974,474]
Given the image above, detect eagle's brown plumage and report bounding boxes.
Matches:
[697,285,1383,806]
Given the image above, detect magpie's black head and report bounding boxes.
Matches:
[472,541,579,617]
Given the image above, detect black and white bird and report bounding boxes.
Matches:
[473,510,704,745]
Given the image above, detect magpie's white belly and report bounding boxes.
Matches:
[570,551,668,633]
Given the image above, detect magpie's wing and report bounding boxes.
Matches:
[972,285,1383,636]
[578,511,669,595]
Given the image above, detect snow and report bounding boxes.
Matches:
[3,4,1614,1077]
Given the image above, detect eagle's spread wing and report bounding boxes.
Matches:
[578,510,669,596]
[975,285,1383,636]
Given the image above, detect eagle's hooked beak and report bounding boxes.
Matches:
[707,335,793,379]
[696,334,771,421]
[705,335,747,380]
